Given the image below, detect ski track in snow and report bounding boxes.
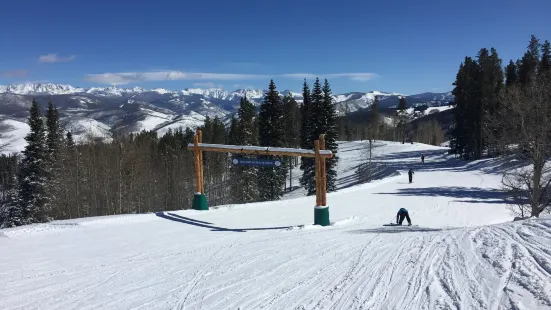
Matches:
[1,141,551,309]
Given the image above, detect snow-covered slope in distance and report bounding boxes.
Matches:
[154,111,207,136]
[61,117,112,142]
[0,117,30,154]
[1,141,550,309]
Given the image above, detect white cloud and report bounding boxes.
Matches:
[192,82,224,88]
[330,73,379,82]
[281,73,318,79]
[1,69,28,78]
[84,70,379,85]
[282,73,379,82]
[39,53,76,63]
[85,71,267,85]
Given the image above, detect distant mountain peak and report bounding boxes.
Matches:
[0,82,452,112]
[0,82,453,154]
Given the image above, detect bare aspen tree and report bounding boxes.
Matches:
[497,74,551,217]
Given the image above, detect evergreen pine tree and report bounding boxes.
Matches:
[478,48,504,156]
[539,40,551,74]
[283,93,300,148]
[0,182,24,228]
[66,131,75,149]
[368,96,380,139]
[519,34,541,85]
[0,156,23,228]
[300,78,323,195]
[257,80,286,201]
[235,96,259,203]
[299,80,314,189]
[397,97,407,111]
[321,79,339,193]
[45,101,64,214]
[505,60,519,87]
[46,101,62,160]
[183,127,195,144]
[451,59,469,157]
[299,79,313,150]
[451,56,483,159]
[19,99,49,223]
[228,116,239,145]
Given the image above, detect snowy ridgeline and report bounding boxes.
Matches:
[1,140,551,310]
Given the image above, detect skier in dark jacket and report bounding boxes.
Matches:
[408,168,414,183]
[396,208,412,226]
[421,155,424,163]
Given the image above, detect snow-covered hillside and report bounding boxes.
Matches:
[61,117,112,142]
[1,141,550,310]
[0,118,30,154]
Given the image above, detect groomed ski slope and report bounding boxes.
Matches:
[1,141,551,310]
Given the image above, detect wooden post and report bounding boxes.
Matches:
[313,135,330,226]
[191,131,208,210]
[193,134,201,193]
[314,140,321,206]
[198,130,204,194]
[320,134,327,206]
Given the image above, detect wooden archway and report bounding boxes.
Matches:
[187,130,333,226]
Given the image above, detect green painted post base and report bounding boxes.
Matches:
[192,193,209,210]
[314,206,330,226]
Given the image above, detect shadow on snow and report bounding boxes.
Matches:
[155,212,293,232]
[374,186,514,204]
[348,227,444,234]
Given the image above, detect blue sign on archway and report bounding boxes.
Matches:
[232,158,282,167]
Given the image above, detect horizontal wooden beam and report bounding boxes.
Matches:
[187,143,333,158]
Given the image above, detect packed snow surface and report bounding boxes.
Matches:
[1,141,551,310]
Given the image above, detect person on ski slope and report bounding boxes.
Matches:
[421,155,424,163]
[396,208,412,226]
[408,168,414,183]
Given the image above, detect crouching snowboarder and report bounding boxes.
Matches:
[396,208,412,226]
[408,168,414,183]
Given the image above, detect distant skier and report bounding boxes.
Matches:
[408,168,414,183]
[421,155,424,163]
[396,208,412,226]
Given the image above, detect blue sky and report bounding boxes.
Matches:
[1,0,551,95]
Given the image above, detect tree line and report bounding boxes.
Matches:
[0,78,339,228]
[450,34,551,217]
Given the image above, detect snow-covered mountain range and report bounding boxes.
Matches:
[0,83,453,153]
